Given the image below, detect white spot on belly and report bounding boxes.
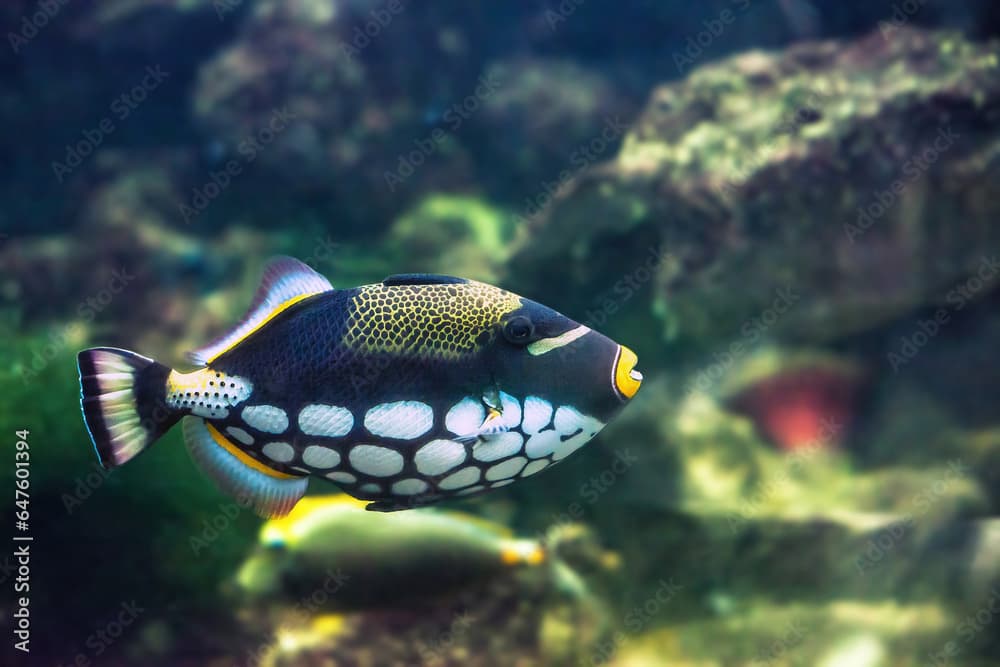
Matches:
[299,404,354,437]
[439,466,481,490]
[485,457,528,482]
[524,430,561,458]
[498,392,522,430]
[262,441,294,463]
[521,459,550,478]
[364,401,434,440]
[414,439,467,475]
[348,444,404,477]
[491,479,515,488]
[456,485,485,496]
[553,430,602,461]
[242,405,289,434]
[554,405,596,434]
[445,397,485,436]
[551,405,604,461]
[360,482,382,494]
[302,445,341,469]
[473,432,524,462]
[392,478,429,495]
[327,471,356,484]
[521,396,553,434]
[226,426,254,445]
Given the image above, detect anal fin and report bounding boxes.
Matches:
[183,418,308,518]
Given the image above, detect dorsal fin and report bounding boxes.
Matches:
[189,256,333,365]
[382,273,468,286]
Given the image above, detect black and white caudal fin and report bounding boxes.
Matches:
[77,347,180,468]
[182,418,308,518]
[188,256,334,366]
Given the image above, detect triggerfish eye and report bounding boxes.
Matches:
[613,345,642,400]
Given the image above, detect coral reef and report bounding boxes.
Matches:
[506,28,1000,354]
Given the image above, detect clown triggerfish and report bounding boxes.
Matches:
[77,257,642,517]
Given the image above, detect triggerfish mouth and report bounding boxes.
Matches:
[77,257,642,517]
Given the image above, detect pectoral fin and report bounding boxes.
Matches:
[465,389,524,449]
[447,386,521,445]
[454,410,508,446]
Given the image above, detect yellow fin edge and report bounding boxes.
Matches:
[206,292,318,364]
[204,422,298,480]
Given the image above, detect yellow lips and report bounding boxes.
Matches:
[613,345,642,400]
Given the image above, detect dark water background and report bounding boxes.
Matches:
[1,1,999,665]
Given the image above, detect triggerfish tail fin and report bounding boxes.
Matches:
[187,256,334,366]
[77,347,181,469]
[182,418,308,518]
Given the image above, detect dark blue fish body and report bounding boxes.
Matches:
[77,258,642,517]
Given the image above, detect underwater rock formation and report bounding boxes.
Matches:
[189,4,651,236]
[505,28,1000,354]
[602,374,995,608]
[190,0,509,235]
[606,597,997,667]
[64,0,219,53]
[466,58,639,204]
[0,148,271,357]
[384,194,517,281]
[592,376,998,666]
[255,573,606,667]
[191,0,390,233]
[635,376,989,520]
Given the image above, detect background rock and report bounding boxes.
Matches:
[506,29,1000,360]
